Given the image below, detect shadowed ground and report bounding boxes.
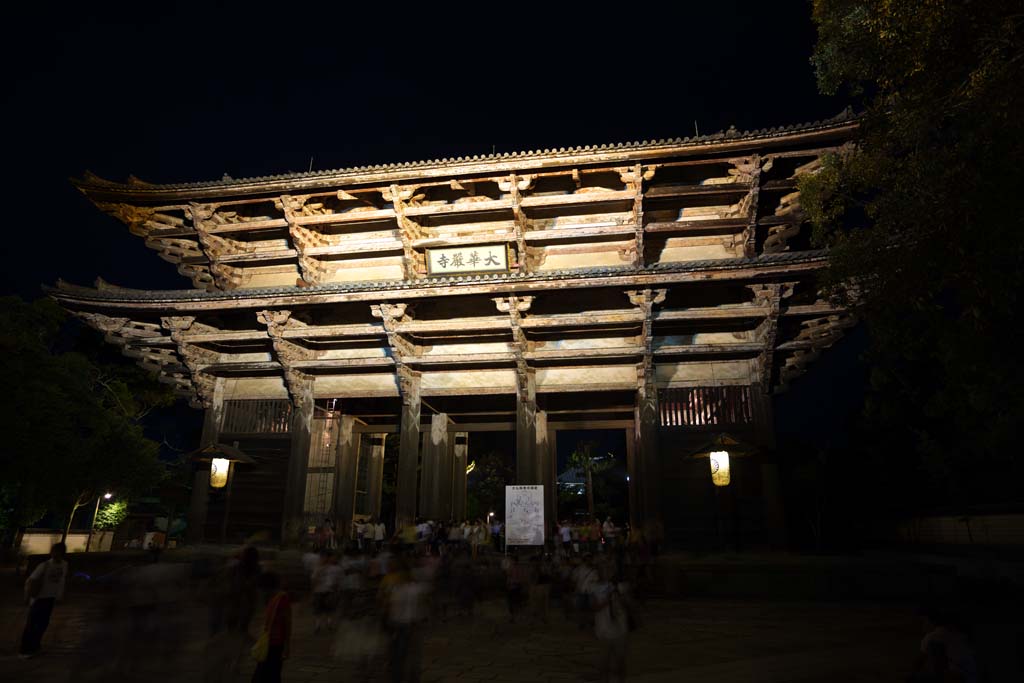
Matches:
[1,586,921,682]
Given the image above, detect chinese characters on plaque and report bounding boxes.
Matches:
[426,244,509,275]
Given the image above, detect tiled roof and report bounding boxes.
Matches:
[74,110,857,194]
[49,251,827,303]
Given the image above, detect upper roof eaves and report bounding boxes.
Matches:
[47,251,827,305]
[73,111,857,202]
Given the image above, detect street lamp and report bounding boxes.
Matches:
[186,442,255,544]
[86,492,113,552]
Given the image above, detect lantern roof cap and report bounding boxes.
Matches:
[686,432,759,458]
[187,442,255,464]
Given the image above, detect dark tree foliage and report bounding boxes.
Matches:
[466,451,513,522]
[0,297,170,545]
[801,1,1024,512]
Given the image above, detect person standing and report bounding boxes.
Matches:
[311,550,340,633]
[588,564,633,683]
[355,519,366,551]
[529,554,551,624]
[603,517,618,547]
[380,557,426,683]
[559,521,572,555]
[205,545,262,680]
[571,554,598,630]
[320,518,337,551]
[251,572,291,683]
[505,555,528,623]
[374,518,386,552]
[19,542,68,658]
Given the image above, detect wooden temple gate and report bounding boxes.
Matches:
[54,112,858,548]
[191,381,773,546]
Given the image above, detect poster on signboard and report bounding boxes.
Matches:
[505,485,545,546]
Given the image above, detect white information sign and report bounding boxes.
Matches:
[426,244,509,276]
[504,485,545,546]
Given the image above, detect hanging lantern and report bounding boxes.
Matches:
[709,450,730,487]
[210,458,230,488]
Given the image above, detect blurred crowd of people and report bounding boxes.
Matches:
[310,514,664,564]
[253,512,657,681]
[13,515,653,682]
[296,515,648,683]
[15,527,990,683]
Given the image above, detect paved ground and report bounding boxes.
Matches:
[0,588,923,682]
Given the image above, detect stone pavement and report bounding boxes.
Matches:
[0,588,922,682]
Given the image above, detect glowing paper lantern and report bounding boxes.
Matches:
[709,450,730,487]
[210,458,230,488]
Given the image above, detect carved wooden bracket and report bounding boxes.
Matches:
[382,185,422,280]
[492,296,534,314]
[626,288,667,390]
[76,312,130,334]
[371,303,419,400]
[187,202,238,289]
[278,195,329,285]
[95,202,157,237]
[493,295,535,395]
[255,309,315,405]
[160,316,221,407]
[396,365,421,406]
[503,174,534,274]
[747,282,795,390]
[618,165,656,268]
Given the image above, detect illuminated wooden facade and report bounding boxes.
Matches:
[52,112,856,546]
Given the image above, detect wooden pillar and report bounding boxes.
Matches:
[396,372,421,529]
[366,433,386,520]
[187,378,224,544]
[282,376,314,545]
[333,415,359,543]
[418,430,432,519]
[625,424,639,533]
[434,415,453,521]
[419,414,448,519]
[752,386,786,547]
[537,410,554,538]
[515,370,538,485]
[635,380,660,526]
[451,432,468,520]
[548,423,559,526]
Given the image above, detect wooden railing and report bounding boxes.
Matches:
[659,386,754,428]
[221,399,292,434]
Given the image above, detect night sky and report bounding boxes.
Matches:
[1,2,861,443]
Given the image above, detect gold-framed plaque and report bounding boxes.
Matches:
[425,244,510,276]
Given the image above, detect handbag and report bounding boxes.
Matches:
[251,593,282,662]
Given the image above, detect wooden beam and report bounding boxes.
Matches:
[741,155,761,257]
[52,255,830,311]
